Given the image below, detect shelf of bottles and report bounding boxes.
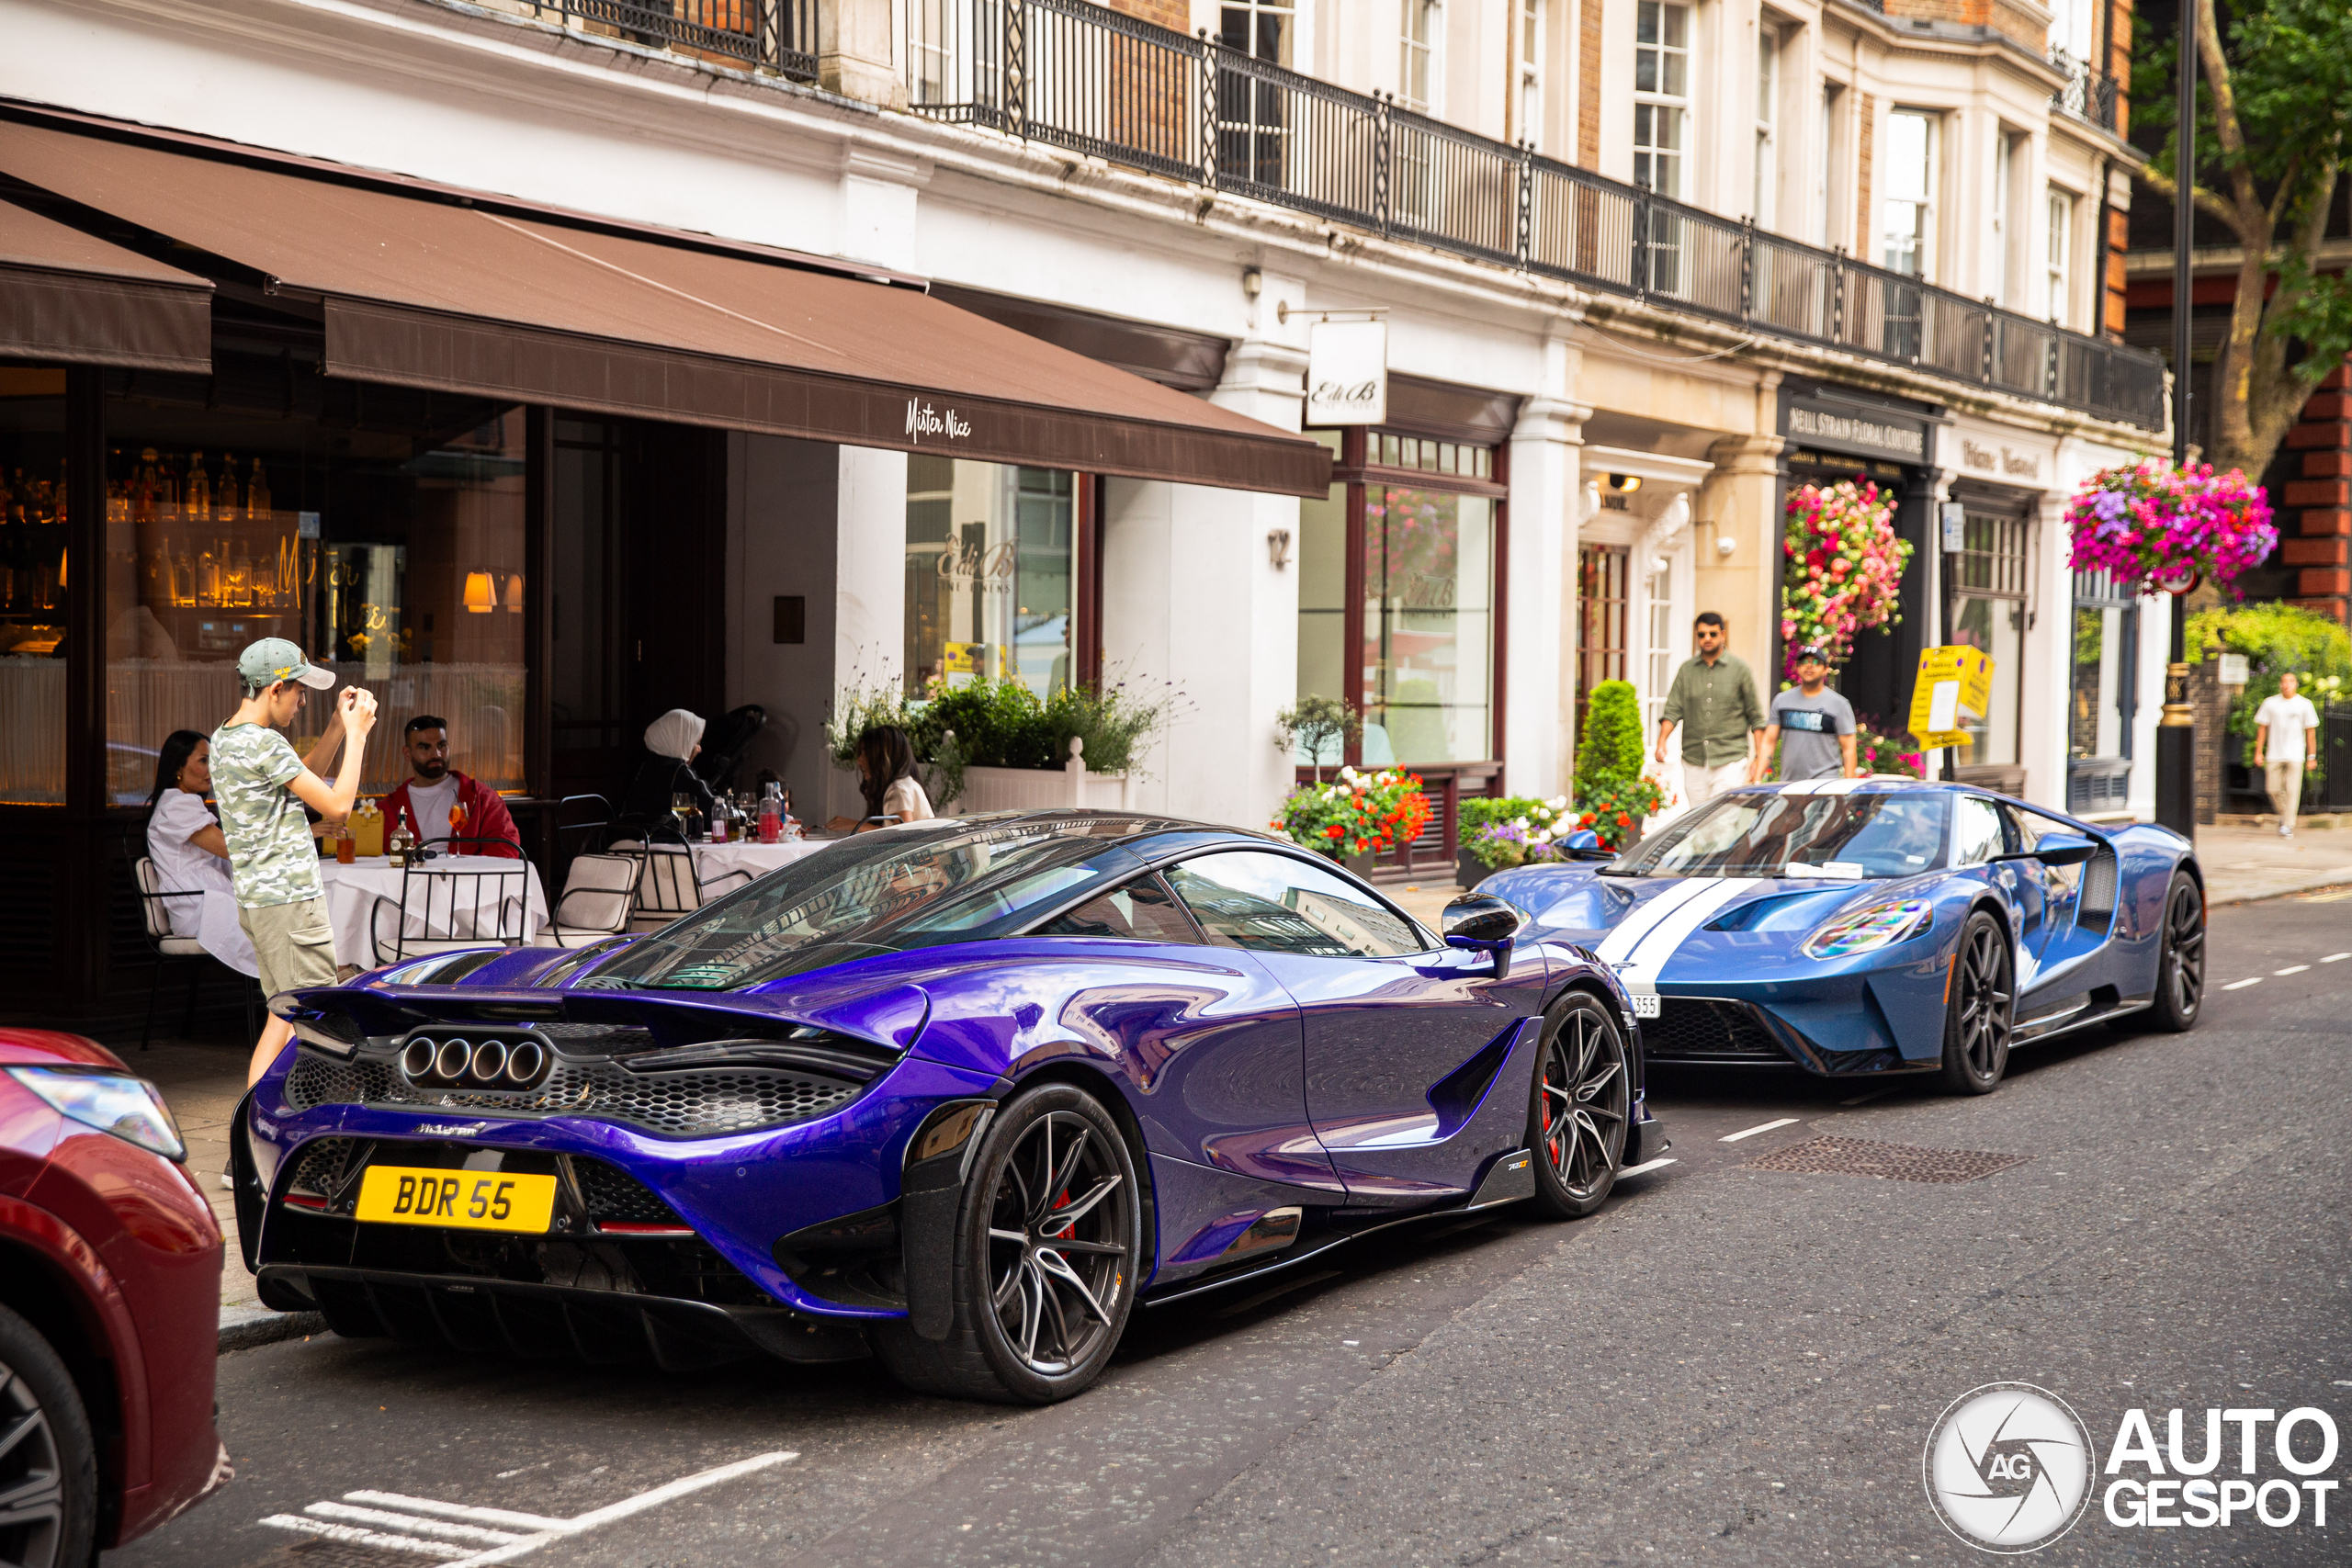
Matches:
[108,446,317,651]
[1,460,69,651]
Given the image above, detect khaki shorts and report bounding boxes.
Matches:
[239,897,340,1000]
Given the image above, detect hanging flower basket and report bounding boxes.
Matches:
[2065,460,2276,597]
[1780,479,1914,679]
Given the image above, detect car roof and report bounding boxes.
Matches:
[1714,778,2106,832]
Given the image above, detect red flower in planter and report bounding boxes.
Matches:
[1324,824,1345,839]
[1616,813,1633,827]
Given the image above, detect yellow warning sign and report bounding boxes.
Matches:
[1908,645,1994,750]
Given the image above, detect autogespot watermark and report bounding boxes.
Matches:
[1922,1383,2343,1551]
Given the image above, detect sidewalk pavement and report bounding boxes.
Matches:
[123,819,2352,1351]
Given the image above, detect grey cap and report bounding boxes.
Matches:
[237,637,334,691]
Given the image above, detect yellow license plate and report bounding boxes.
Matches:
[354,1166,558,1233]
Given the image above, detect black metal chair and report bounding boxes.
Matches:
[368,837,534,965]
[613,841,754,931]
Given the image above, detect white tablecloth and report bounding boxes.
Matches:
[687,838,828,886]
[319,855,548,966]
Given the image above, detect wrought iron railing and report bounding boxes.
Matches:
[521,0,817,81]
[903,0,2165,430]
[2049,51,2121,132]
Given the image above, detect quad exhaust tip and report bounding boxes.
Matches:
[401,1036,553,1091]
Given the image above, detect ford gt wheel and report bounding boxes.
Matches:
[0,1303,93,1568]
[2148,872,2205,1032]
[1939,911,2013,1095]
[876,1084,1140,1404]
[1528,994,1627,1218]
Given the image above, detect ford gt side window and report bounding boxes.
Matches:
[1032,874,1206,944]
[1165,852,1424,959]
[1952,797,2007,866]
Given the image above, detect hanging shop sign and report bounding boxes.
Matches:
[1306,321,1388,426]
[1908,645,1994,751]
[1782,392,1930,464]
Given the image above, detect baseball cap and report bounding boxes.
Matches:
[1795,644,1831,665]
[237,637,335,691]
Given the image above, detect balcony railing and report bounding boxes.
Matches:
[2050,51,2121,132]
[904,0,2165,431]
[520,0,817,81]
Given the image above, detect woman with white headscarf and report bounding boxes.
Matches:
[617,708,717,841]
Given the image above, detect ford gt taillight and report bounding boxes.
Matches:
[1801,898,1934,960]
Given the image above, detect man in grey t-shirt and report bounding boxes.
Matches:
[1759,647,1859,781]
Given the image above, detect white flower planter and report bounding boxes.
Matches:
[833,737,1136,818]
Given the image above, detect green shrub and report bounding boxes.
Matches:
[830,670,1189,809]
[1458,795,1574,837]
[2187,602,2352,738]
[1577,681,1645,785]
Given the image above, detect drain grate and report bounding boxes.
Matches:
[1743,1135,2031,1184]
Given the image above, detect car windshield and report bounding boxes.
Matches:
[1613,791,1951,880]
[588,815,1180,989]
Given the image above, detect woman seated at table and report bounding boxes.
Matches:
[828,725,934,834]
[142,729,258,977]
[616,708,717,843]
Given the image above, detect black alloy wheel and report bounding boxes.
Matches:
[1939,910,2014,1095]
[873,1083,1141,1404]
[1527,994,1629,1218]
[2149,872,2206,1032]
[0,1303,94,1568]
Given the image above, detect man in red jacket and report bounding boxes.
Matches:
[380,715,522,858]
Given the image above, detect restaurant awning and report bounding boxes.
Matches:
[0,119,1332,498]
[0,194,210,372]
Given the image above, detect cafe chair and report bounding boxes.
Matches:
[368,841,533,965]
[616,842,754,931]
[556,794,617,855]
[130,856,254,1049]
[533,852,642,948]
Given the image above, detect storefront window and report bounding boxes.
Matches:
[904,457,1074,699]
[0,370,68,805]
[1363,483,1494,764]
[2070,570,2135,760]
[102,391,527,802]
[1947,509,2028,768]
[1576,544,1630,732]
[1295,435,1349,766]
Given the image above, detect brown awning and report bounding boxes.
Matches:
[0,122,1330,497]
[0,195,210,371]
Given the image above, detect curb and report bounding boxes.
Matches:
[219,1307,326,1354]
[2208,874,2352,908]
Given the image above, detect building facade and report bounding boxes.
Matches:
[0,0,2170,1028]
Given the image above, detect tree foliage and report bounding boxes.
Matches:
[2134,0,2352,479]
[1576,681,1647,785]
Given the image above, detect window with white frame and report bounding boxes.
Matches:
[1518,0,1544,148]
[1992,131,2017,304]
[1634,1,1691,198]
[1219,1,1295,66]
[1753,26,1778,226]
[1400,0,1441,115]
[2046,188,2074,325]
[1817,82,1844,248]
[2047,0,2094,64]
[1882,109,1937,278]
[1644,558,1678,739]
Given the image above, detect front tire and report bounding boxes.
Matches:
[1939,910,2014,1095]
[2148,872,2205,1032]
[874,1084,1140,1404]
[1527,993,1629,1218]
[0,1301,96,1568]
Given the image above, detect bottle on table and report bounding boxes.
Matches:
[756,784,782,845]
[387,819,413,869]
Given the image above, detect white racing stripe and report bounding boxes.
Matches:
[1593,879,1719,965]
[1811,777,1864,795]
[1616,878,1751,992]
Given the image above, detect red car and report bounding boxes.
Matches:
[0,1029,227,1566]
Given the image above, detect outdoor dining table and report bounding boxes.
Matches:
[319,853,550,965]
[684,837,830,886]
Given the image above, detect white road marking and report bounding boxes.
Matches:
[2323,953,2350,964]
[1721,1118,1800,1143]
[1618,1157,1679,1177]
[264,1453,798,1568]
[2275,964,2310,976]
[2222,977,2264,991]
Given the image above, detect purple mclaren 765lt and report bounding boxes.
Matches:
[236,812,1663,1404]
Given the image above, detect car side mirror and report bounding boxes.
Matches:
[1443,893,1522,948]
[1561,828,1612,861]
[2029,832,2098,866]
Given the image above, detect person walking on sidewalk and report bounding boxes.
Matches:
[214,638,378,1088]
[1758,647,1860,782]
[1655,612,1766,809]
[2254,671,2322,837]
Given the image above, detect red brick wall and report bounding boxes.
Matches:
[2283,359,2352,622]
[1578,0,1602,168]
[1856,93,1875,259]
[1104,0,1188,28]
[1882,0,2052,51]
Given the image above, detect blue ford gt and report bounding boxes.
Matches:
[236,812,1664,1404]
[1480,779,2206,1091]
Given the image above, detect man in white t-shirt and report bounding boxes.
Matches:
[2253,671,2323,836]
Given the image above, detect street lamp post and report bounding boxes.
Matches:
[2155,0,2199,840]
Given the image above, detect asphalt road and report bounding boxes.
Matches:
[113,889,2352,1568]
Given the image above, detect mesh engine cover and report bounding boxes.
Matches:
[285,1051,861,1138]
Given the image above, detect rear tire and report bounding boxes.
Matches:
[1939,910,2013,1095]
[0,1301,96,1568]
[2148,872,2205,1032]
[874,1084,1140,1404]
[1526,994,1628,1219]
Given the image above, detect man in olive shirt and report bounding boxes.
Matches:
[1654,612,1766,808]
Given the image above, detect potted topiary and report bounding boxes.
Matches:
[1572,680,1663,850]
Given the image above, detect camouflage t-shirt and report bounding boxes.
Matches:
[210,723,322,908]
